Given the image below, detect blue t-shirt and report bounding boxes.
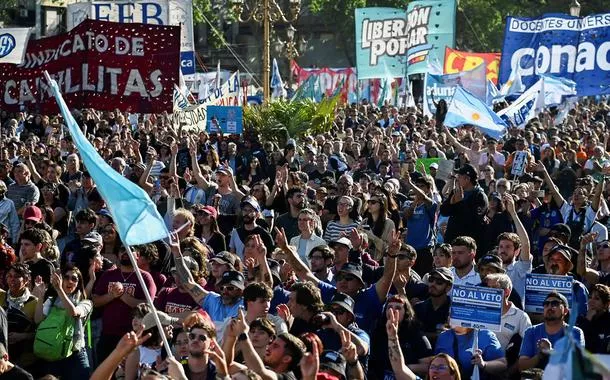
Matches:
[530,205,563,255]
[202,293,244,324]
[318,281,383,333]
[519,323,585,359]
[573,280,589,317]
[435,329,504,380]
[406,202,438,249]
[271,286,290,313]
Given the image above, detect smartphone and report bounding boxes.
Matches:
[537,190,545,198]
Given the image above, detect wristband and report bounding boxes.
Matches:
[238,333,248,341]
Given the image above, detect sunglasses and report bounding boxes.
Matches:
[430,364,449,371]
[220,285,237,292]
[336,274,357,282]
[598,242,610,250]
[330,307,347,315]
[63,274,79,282]
[188,333,208,342]
[542,300,562,308]
[367,199,380,205]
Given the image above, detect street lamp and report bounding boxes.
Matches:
[231,0,301,101]
[569,0,581,17]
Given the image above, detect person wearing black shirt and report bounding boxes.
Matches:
[413,267,453,345]
[19,229,54,286]
[0,343,33,380]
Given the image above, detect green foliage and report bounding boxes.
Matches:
[243,96,340,143]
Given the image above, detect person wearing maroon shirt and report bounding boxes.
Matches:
[154,256,202,324]
[92,245,157,364]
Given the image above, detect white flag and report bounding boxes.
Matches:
[0,28,31,64]
[497,79,544,128]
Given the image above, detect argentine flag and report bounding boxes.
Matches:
[444,86,508,139]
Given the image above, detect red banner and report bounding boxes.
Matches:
[0,19,180,113]
[444,47,501,84]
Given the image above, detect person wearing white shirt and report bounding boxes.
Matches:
[450,235,480,286]
[478,138,506,178]
[290,208,326,265]
[497,195,533,303]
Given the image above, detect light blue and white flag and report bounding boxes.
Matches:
[444,86,507,139]
[497,78,545,128]
[486,79,501,106]
[271,58,287,99]
[499,64,525,97]
[173,84,190,111]
[540,74,577,107]
[44,71,170,245]
[0,28,31,64]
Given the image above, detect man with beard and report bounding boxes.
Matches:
[308,154,335,186]
[546,244,589,316]
[518,291,585,371]
[308,245,335,283]
[229,196,274,258]
[225,308,306,380]
[449,236,480,286]
[275,187,307,241]
[182,318,218,379]
[413,267,453,342]
[92,245,157,363]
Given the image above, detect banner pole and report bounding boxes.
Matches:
[124,245,174,358]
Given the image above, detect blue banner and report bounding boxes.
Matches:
[207,106,243,134]
[525,273,573,313]
[450,285,503,331]
[499,13,610,96]
[423,63,486,117]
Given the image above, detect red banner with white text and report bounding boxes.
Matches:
[443,47,501,84]
[0,19,180,113]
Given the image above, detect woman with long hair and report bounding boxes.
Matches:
[245,157,267,186]
[370,295,432,379]
[206,148,220,171]
[32,265,92,379]
[100,222,121,265]
[363,193,396,260]
[193,205,226,254]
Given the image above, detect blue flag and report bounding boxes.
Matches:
[44,71,170,245]
[444,86,508,139]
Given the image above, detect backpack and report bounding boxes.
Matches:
[33,301,75,361]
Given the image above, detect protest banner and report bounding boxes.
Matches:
[0,28,31,64]
[406,0,457,75]
[0,19,180,113]
[66,0,196,77]
[436,159,455,182]
[291,61,358,103]
[207,106,243,134]
[525,273,573,313]
[423,63,486,117]
[450,285,503,331]
[499,13,610,96]
[497,78,545,128]
[444,47,501,84]
[510,151,529,176]
[355,8,408,80]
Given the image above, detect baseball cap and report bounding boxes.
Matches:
[170,256,200,273]
[141,310,179,331]
[200,205,218,219]
[319,350,346,380]
[240,195,261,212]
[210,251,237,270]
[456,164,478,183]
[548,244,575,264]
[544,291,569,307]
[218,270,245,290]
[82,231,103,246]
[216,165,233,176]
[476,254,505,273]
[429,267,454,284]
[337,263,364,284]
[96,209,113,222]
[329,237,352,250]
[329,292,355,316]
[23,205,43,222]
[429,162,439,170]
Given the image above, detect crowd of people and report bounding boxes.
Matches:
[0,97,609,380]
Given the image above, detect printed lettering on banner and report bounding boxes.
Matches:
[524,273,573,313]
[0,19,180,113]
[450,284,503,331]
[499,13,610,96]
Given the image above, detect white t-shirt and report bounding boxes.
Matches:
[497,303,532,349]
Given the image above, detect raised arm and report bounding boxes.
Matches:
[234,309,278,380]
[443,126,471,154]
[535,161,565,207]
[592,177,605,211]
[168,231,209,305]
[275,227,319,284]
[189,138,211,190]
[376,231,399,302]
[386,309,418,380]
[505,195,531,262]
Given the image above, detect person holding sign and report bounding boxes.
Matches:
[518,291,585,372]
[546,244,589,317]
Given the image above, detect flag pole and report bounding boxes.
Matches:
[124,244,174,359]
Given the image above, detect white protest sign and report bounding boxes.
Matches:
[511,151,528,177]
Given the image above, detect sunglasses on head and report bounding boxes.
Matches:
[543,300,562,308]
[188,333,208,342]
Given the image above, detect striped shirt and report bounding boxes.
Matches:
[323,220,360,243]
